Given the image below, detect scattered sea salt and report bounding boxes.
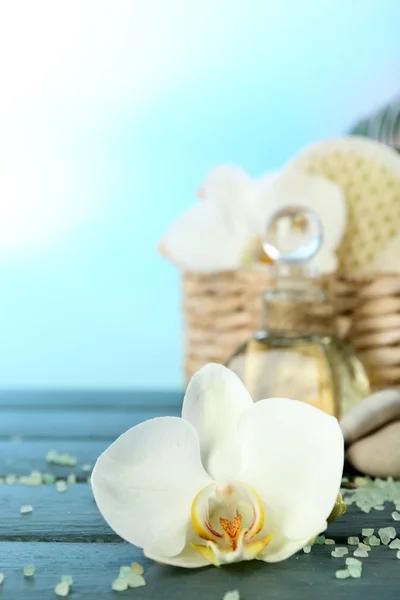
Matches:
[0,574,4,585]
[369,536,381,546]
[55,582,70,597]
[118,565,146,588]
[23,565,35,577]
[354,477,369,487]
[124,573,146,588]
[42,473,56,484]
[112,578,129,592]
[389,538,400,550]
[303,546,311,554]
[348,564,362,578]
[358,542,371,551]
[20,505,33,515]
[362,528,374,536]
[119,566,131,578]
[324,538,335,545]
[67,474,76,485]
[131,563,144,575]
[374,505,385,511]
[346,558,362,567]
[314,535,325,545]
[5,474,17,485]
[392,512,400,521]
[331,547,348,558]
[56,480,68,493]
[353,549,369,558]
[335,569,350,579]
[347,537,359,545]
[61,575,73,586]
[223,591,240,600]
[46,451,76,467]
[82,464,92,472]
[379,527,396,545]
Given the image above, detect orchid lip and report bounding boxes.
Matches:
[190,481,272,565]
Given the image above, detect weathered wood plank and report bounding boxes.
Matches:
[0,541,399,600]
[0,407,180,440]
[0,484,118,542]
[0,440,106,479]
[0,483,398,543]
[0,390,182,410]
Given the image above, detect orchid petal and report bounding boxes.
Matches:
[182,363,253,482]
[237,398,343,547]
[199,164,252,217]
[161,201,250,272]
[92,417,212,558]
[145,543,210,569]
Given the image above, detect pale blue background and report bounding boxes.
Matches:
[0,0,399,389]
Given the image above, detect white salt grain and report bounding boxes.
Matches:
[124,573,146,588]
[223,591,240,600]
[369,536,381,546]
[379,527,396,545]
[348,564,362,578]
[324,538,335,545]
[303,546,311,554]
[0,574,4,585]
[397,551,400,560]
[335,569,350,579]
[358,542,371,551]
[20,505,33,514]
[55,581,70,597]
[82,464,92,472]
[346,558,362,567]
[119,566,131,578]
[56,480,67,493]
[389,538,400,550]
[353,549,369,558]
[112,578,129,592]
[354,477,369,487]
[23,565,35,577]
[131,563,144,575]
[392,512,400,521]
[347,537,359,545]
[43,473,56,484]
[61,576,73,586]
[374,505,385,511]
[362,528,374,536]
[334,547,348,557]
[315,535,325,545]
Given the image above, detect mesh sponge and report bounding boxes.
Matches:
[286,136,400,273]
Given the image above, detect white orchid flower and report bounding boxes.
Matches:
[92,364,344,568]
[158,165,257,272]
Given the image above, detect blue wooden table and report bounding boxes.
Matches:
[0,390,399,599]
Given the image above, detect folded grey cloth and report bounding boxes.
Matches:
[350,96,400,151]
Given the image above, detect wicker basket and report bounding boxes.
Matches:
[330,273,400,389]
[182,268,271,382]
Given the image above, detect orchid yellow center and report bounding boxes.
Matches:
[190,482,273,566]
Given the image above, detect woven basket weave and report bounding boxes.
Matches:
[182,268,270,382]
[330,274,400,389]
